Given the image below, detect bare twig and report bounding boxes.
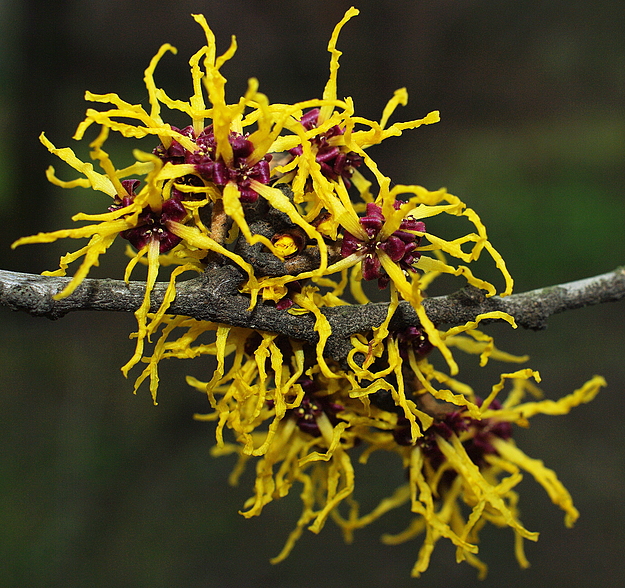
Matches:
[1,266,624,362]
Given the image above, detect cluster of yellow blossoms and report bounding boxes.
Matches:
[13,8,606,579]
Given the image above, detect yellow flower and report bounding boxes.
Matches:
[332,373,606,578]
[10,9,608,581]
[176,315,605,576]
[12,9,513,392]
[192,352,395,563]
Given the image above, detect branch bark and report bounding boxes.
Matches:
[1,266,624,362]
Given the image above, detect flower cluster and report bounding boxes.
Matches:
[183,321,604,577]
[12,7,606,579]
[154,124,273,203]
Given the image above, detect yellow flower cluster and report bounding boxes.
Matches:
[12,7,606,579]
[166,315,604,577]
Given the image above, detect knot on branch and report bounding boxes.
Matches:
[3,281,58,317]
[451,285,488,307]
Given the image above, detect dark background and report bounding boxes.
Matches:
[1,1,624,587]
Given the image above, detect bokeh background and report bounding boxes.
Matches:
[1,1,624,587]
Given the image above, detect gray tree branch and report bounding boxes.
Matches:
[1,266,624,362]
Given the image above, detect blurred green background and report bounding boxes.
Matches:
[1,1,624,587]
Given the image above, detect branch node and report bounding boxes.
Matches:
[450,285,488,307]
